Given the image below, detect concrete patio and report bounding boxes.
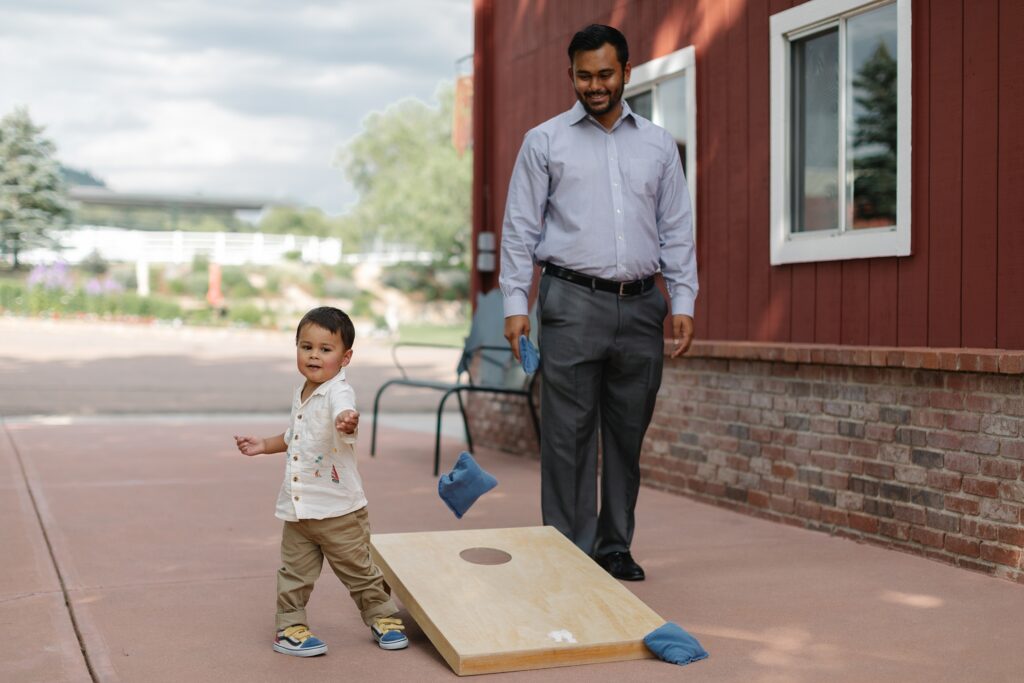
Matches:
[4,414,1024,682]
[2,318,1023,681]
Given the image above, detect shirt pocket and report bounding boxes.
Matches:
[304,404,333,442]
[627,158,661,197]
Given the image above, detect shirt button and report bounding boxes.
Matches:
[616,209,622,214]
[294,496,299,501]
[297,415,302,420]
[293,456,298,461]
[294,434,299,439]
[293,476,298,482]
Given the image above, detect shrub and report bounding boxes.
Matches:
[191,253,210,273]
[228,302,266,326]
[380,262,469,301]
[350,291,376,319]
[222,266,258,298]
[80,250,109,275]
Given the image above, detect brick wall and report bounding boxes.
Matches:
[465,385,540,457]
[644,342,1024,583]
[469,341,1024,583]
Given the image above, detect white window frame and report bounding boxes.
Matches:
[624,45,698,238]
[769,0,911,265]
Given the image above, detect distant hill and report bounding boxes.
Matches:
[60,165,107,188]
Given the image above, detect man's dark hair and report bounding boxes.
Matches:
[296,306,355,349]
[567,24,629,69]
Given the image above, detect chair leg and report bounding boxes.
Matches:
[455,389,473,454]
[371,380,397,457]
[435,387,460,476]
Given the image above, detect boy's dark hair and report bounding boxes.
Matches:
[296,306,355,349]
[567,24,629,69]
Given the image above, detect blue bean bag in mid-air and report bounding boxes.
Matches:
[438,452,498,519]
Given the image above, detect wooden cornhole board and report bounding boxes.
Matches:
[369,526,663,675]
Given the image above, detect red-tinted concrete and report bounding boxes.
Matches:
[3,416,1024,682]
[0,425,91,682]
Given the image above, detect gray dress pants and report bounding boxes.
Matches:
[537,272,666,557]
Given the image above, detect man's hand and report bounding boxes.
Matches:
[335,409,359,435]
[234,435,265,456]
[504,315,531,362]
[671,314,694,358]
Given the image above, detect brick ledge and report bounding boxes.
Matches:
[666,340,1024,375]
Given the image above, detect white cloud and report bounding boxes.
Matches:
[0,0,473,213]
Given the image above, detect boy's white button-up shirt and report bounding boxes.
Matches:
[275,370,366,522]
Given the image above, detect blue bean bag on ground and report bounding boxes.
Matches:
[643,622,709,666]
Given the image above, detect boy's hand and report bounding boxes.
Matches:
[234,435,265,456]
[335,410,359,435]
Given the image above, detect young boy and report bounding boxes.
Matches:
[234,306,408,656]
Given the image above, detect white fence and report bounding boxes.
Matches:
[18,226,443,268]
[32,226,342,266]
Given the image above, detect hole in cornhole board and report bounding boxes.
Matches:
[459,547,512,565]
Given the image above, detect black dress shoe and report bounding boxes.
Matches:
[596,551,645,581]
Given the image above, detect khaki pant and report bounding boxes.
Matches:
[276,506,397,631]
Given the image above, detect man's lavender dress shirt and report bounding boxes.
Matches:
[499,100,698,318]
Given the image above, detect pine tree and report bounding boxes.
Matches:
[0,108,73,269]
[851,43,897,225]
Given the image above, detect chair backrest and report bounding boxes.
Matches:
[458,288,536,389]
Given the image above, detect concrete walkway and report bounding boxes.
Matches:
[2,318,1023,681]
[3,414,1024,682]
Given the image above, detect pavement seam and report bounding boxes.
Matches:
[3,419,100,683]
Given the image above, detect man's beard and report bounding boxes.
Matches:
[576,81,624,117]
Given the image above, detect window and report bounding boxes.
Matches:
[770,0,911,264]
[624,46,697,236]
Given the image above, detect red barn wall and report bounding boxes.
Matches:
[472,0,1024,350]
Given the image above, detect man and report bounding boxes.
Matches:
[499,24,698,581]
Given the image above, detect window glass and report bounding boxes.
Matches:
[659,74,687,143]
[659,75,688,176]
[847,2,898,228]
[791,27,839,233]
[626,90,653,120]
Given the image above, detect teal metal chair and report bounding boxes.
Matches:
[370,289,540,475]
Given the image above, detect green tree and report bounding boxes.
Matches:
[337,83,471,260]
[258,205,334,237]
[0,108,72,268]
[852,43,897,224]
[60,165,107,188]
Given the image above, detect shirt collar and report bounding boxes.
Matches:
[297,369,346,400]
[567,99,643,130]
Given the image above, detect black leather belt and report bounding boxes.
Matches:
[543,263,656,296]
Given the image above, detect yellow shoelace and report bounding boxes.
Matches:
[281,625,315,642]
[374,617,405,634]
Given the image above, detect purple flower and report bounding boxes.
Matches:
[27,262,74,292]
[85,277,124,296]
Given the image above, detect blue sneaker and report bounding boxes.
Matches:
[371,616,409,650]
[273,625,327,657]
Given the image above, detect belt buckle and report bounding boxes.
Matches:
[618,281,627,297]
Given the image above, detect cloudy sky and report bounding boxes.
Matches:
[0,0,473,214]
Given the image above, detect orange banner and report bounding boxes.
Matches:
[452,75,473,157]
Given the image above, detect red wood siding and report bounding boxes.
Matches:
[961,0,999,348]
[997,0,1024,349]
[474,0,1024,350]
